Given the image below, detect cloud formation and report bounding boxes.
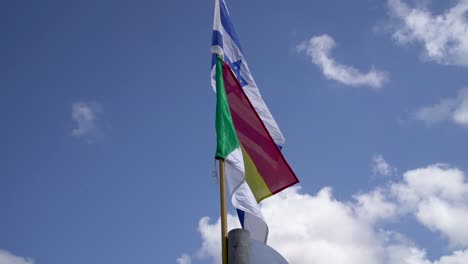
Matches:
[297,34,388,89]
[372,154,397,177]
[0,249,34,264]
[195,214,241,264]
[175,254,191,264]
[414,87,468,127]
[354,189,398,223]
[392,164,468,247]
[388,0,468,66]
[71,102,103,138]
[181,163,468,264]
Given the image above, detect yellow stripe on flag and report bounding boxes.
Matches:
[241,146,272,202]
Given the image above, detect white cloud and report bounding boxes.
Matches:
[435,250,468,264]
[0,249,34,264]
[392,164,468,247]
[416,198,468,247]
[453,89,468,125]
[354,189,398,223]
[71,102,102,138]
[192,187,384,264]
[194,215,241,263]
[184,163,468,263]
[385,245,431,264]
[414,99,457,125]
[261,187,383,264]
[392,164,467,204]
[297,34,388,89]
[387,0,468,66]
[384,245,468,264]
[372,154,397,177]
[386,247,468,264]
[175,254,191,264]
[414,88,468,127]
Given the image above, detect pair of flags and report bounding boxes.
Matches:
[211,0,298,243]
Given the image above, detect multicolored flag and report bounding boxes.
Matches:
[212,0,298,242]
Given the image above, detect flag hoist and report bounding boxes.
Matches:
[211,0,299,263]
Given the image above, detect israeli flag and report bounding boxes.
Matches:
[210,0,285,149]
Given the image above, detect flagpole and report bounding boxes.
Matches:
[219,159,228,264]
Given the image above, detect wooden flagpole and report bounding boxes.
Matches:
[219,159,228,264]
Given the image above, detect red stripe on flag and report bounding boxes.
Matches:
[222,62,298,197]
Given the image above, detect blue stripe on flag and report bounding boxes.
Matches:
[236,209,245,228]
[211,54,216,68]
[219,0,244,54]
[212,30,223,48]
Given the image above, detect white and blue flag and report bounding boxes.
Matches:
[211,0,285,148]
[210,0,287,244]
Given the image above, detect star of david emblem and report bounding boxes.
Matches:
[229,60,248,87]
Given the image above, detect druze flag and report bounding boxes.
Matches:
[212,0,298,243]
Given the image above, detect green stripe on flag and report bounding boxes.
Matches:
[215,55,240,160]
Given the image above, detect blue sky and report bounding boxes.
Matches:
[2,0,468,263]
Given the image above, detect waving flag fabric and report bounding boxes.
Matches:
[214,54,268,242]
[212,0,298,242]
